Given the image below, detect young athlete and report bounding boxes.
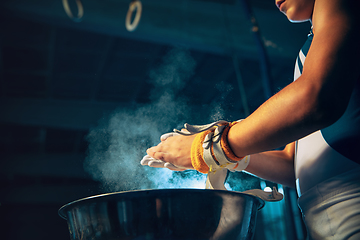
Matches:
[143,0,360,239]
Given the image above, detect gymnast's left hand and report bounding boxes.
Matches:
[146,133,196,170]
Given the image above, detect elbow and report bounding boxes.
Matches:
[303,85,347,129]
[314,102,345,128]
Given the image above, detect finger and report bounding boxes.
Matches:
[164,162,186,171]
[161,132,176,141]
[141,155,165,166]
[147,148,167,161]
[140,155,154,165]
[146,147,158,158]
[160,132,180,141]
[151,151,171,161]
[148,160,166,168]
[164,162,180,170]
[164,162,187,170]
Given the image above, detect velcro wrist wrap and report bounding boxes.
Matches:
[190,130,211,173]
[174,120,250,173]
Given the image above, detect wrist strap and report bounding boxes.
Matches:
[190,130,211,173]
[178,120,250,173]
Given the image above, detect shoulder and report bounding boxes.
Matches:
[309,0,360,64]
[312,0,360,33]
[310,0,360,72]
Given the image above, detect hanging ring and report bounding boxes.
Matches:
[62,0,84,22]
[125,0,142,32]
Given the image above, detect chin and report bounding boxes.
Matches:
[286,12,311,23]
[285,8,313,23]
[288,18,310,23]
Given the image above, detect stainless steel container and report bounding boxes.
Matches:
[59,189,264,240]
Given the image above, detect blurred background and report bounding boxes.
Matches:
[0,0,311,239]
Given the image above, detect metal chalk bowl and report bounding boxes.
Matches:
[59,189,266,240]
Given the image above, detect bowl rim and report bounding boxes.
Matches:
[58,188,265,219]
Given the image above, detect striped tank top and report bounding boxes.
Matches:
[294,29,360,196]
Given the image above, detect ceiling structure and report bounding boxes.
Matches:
[0,0,310,239]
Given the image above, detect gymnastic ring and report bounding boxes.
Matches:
[62,0,84,22]
[125,0,142,32]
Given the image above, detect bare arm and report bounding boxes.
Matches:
[228,0,360,158]
[246,142,295,188]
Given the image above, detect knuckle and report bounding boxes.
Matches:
[154,152,164,160]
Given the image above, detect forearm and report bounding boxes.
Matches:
[228,77,331,157]
[245,142,296,188]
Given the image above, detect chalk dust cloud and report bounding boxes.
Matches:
[84,47,257,193]
[84,48,206,192]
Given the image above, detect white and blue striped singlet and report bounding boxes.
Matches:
[293,30,360,197]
